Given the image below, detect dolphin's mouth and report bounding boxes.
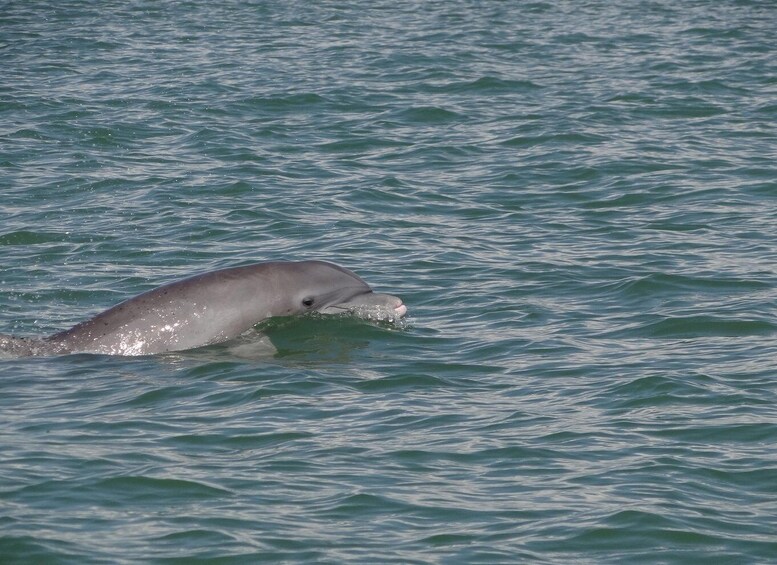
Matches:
[318,292,407,322]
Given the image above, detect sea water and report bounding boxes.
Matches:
[2,1,776,562]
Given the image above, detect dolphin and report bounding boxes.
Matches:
[0,260,407,357]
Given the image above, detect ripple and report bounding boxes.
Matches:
[614,316,776,339]
[393,106,464,123]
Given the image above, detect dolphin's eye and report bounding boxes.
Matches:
[302,297,315,307]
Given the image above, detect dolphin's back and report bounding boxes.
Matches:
[48,264,278,355]
[0,333,65,357]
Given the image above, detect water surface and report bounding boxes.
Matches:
[2,1,777,562]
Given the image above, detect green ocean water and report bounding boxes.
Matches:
[2,0,777,562]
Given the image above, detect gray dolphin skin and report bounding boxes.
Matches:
[0,261,407,357]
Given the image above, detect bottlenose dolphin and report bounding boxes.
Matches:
[0,260,407,357]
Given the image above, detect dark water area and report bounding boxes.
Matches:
[2,1,777,562]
